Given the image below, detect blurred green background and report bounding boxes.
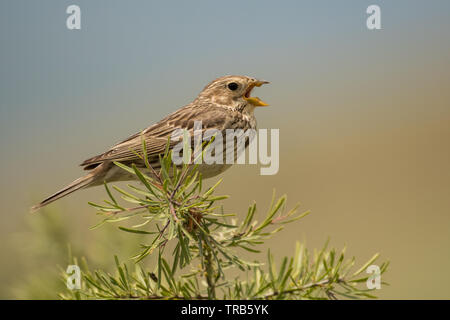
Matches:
[1,0,449,299]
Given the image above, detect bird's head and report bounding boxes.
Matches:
[196,75,269,112]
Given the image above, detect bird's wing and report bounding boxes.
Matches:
[80,104,238,169]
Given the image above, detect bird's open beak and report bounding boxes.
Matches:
[244,80,270,107]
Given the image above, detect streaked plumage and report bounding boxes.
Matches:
[31,75,269,212]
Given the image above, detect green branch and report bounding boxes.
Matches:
[60,141,388,300]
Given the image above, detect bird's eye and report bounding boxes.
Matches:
[227,82,239,91]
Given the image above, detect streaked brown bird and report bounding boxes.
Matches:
[31,75,269,212]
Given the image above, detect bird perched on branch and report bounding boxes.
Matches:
[31,75,269,212]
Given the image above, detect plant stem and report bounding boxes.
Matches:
[203,239,216,299]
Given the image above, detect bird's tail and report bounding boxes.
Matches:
[30,162,113,213]
[30,173,97,213]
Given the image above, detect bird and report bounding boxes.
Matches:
[31,75,269,212]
